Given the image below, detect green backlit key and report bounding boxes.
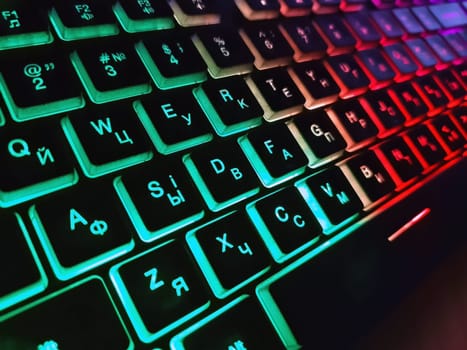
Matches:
[169,0,221,27]
[186,211,270,298]
[0,52,84,122]
[29,184,135,281]
[114,160,205,243]
[0,120,78,208]
[0,213,47,312]
[110,240,210,343]
[62,102,153,178]
[0,276,134,349]
[49,0,120,41]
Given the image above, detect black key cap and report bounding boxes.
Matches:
[184,140,260,211]
[429,3,467,29]
[371,10,404,42]
[0,52,84,121]
[279,17,328,62]
[411,6,441,32]
[193,76,263,136]
[280,0,312,17]
[169,0,221,26]
[193,27,254,78]
[110,240,210,343]
[325,54,370,98]
[443,32,467,58]
[425,35,457,66]
[50,0,119,40]
[288,61,340,109]
[433,70,466,107]
[289,110,346,166]
[0,2,52,50]
[246,67,304,121]
[240,23,294,69]
[247,187,321,262]
[234,0,280,20]
[356,48,395,89]
[451,106,467,137]
[171,296,283,349]
[0,277,133,349]
[113,0,175,33]
[404,38,437,74]
[387,82,428,123]
[429,114,465,154]
[0,213,47,311]
[114,160,204,242]
[239,123,308,186]
[137,33,207,89]
[413,75,449,116]
[186,211,270,297]
[314,14,356,55]
[404,124,446,169]
[29,184,134,280]
[296,166,362,230]
[362,90,405,136]
[392,8,423,36]
[62,103,153,178]
[383,43,418,80]
[0,120,77,208]
[344,12,381,48]
[340,150,395,207]
[71,41,151,103]
[135,88,213,154]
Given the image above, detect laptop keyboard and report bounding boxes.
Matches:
[0,0,466,348]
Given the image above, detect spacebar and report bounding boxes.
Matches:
[257,158,467,349]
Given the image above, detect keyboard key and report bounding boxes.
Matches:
[49,0,119,41]
[344,12,381,48]
[296,166,362,231]
[240,23,294,69]
[0,120,78,208]
[110,240,210,342]
[136,33,207,89]
[355,48,395,89]
[279,17,328,62]
[62,103,153,178]
[234,0,280,20]
[113,0,175,33]
[404,124,446,170]
[288,61,340,109]
[312,0,341,14]
[413,75,448,116]
[429,114,465,154]
[171,296,284,349]
[314,14,357,55]
[184,140,260,211]
[383,43,418,80]
[29,184,134,280]
[169,0,221,26]
[0,213,47,311]
[450,106,467,139]
[0,52,84,122]
[247,187,321,262]
[0,2,52,50]
[245,67,304,121]
[387,82,428,124]
[193,76,263,136]
[135,88,213,154]
[424,35,457,67]
[239,122,308,186]
[433,70,465,107]
[411,6,441,32]
[280,0,312,17]
[186,211,270,297]
[428,3,467,29]
[404,38,438,74]
[114,160,204,242]
[0,277,133,349]
[289,110,347,166]
[392,8,423,36]
[71,41,151,103]
[325,54,370,98]
[443,32,467,59]
[192,27,254,78]
[371,10,404,42]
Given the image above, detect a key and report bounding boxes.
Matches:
[412,75,448,116]
[433,70,465,107]
[110,240,210,343]
[326,99,379,151]
[135,88,213,154]
[344,12,381,48]
[288,60,340,109]
[240,22,294,69]
[428,3,467,29]
[371,10,404,43]
[169,0,221,26]
[192,27,254,78]
[340,150,395,208]
[289,109,346,167]
[0,213,47,311]
[114,160,205,243]
[387,82,428,124]
[136,33,207,89]
[324,54,370,98]
[404,38,438,75]
[49,0,119,41]
[71,40,151,103]
[0,2,52,50]
[280,0,312,17]
[0,52,84,122]
[355,48,395,89]
[29,184,135,280]
[404,124,446,170]
[184,140,260,211]
[171,296,284,349]
[296,166,362,231]
[411,6,441,32]
[193,76,263,136]
[313,14,357,55]
[392,8,424,36]
[424,35,457,67]
[0,120,78,208]
[186,211,270,297]
[62,103,153,178]
[247,187,321,262]
[239,122,308,187]
[245,67,304,121]
[429,114,465,155]
[279,17,328,62]
[0,277,133,349]
[234,0,280,20]
[383,43,418,81]
[113,0,175,33]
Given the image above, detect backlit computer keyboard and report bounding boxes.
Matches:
[0,0,466,349]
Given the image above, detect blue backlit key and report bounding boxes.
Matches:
[371,10,404,42]
[314,14,356,55]
[404,38,438,74]
[383,43,418,80]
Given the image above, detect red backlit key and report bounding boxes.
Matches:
[387,82,428,124]
[429,114,465,155]
[313,14,356,55]
[344,12,381,48]
[404,124,446,170]
[433,70,466,107]
[413,76,449,116]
